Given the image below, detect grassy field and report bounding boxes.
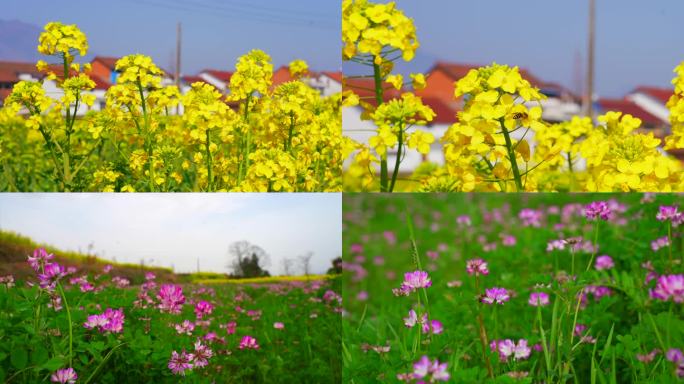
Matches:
[0,244,342,383]
[342,193,683,383]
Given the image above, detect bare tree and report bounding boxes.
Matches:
[281,258,295,276]
[227,240,271,278]
[298,252,314,276]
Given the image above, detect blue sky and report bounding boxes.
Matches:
[347,0,684,97]
[0,193,342,274]
[2,0,340,74]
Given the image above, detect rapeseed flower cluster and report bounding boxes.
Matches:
[0,23,342,192]
[342,0,684,193]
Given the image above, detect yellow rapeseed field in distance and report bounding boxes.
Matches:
[193,274,339,285]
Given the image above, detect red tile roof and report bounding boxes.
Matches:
[92,56,119,70]
[322,71,343,84]
[0,69,16,83]
[632,86,673,104]
[182,75,205,84]
[202,69,233,83]
[0,61,42,78]
[90,74,110,90]
[0,89,12,102]
[343,77,404,106]
[597,98,665,126]
[430,61,562,93]
[421,97,456,124]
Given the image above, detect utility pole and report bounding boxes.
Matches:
[175,22,182,88]
[197,257,200,273]
[583,0,595,119]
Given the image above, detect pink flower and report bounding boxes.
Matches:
[192,340,213,368]
[239,335,259,350]
[273,322,285,329]
[466,259,489,276]
[404,309,426,328]
[174,320,195,335]
[51,368,77,383]
[83,308,125,333]
[38,263,66,290]
[393,271,432,296]
[636,349,660,363]
[383,231,397,245]
[224,321,237,335]
[651,236,670,252]
[650,275,684,303]
[519,209,543,227]
[168,350,193,375]
[585,201,612,221]
[412,355,449,382]
[111,276,130,288]
[422,319,443,335]
[482,287,510,305]
[595,255,614,271]
[350,244,364,254]
[158,284,185,314]
[145,272,156,280]
[656,205,681,223]
[0,275,14,288]
[28,248,54,272]
[491,339,531,361]
[666,348,684,363]
[528,292,550,307]
[501,234,517,246]
[102,264,113,273]
[194,300,214,319]
[456,215,471,226]
[323,290,342,304]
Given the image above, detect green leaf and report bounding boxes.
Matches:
[31,346,48,365]
[41,356,65,371]
[10,348,28,369]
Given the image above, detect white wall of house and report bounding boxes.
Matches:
[308,74,342,97]
[198,73,228,92]
[626,92,670,123]
[535,98,581,122]
[343,106,447,173]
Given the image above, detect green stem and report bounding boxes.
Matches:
[286,112,295,152]
[136,80,155,192]
[36,124,65,188]
[475,276,494,378]
[205,129,213,192]
[499,118,523,191]
[372,59,388,192]
[586,221,600,272]
[537,303,552,381]
[667,222,673,272]
[56,282,73,367]
[388,123,403,192]
[238,94,252,185]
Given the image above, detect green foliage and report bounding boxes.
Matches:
[342,193,683,383]
[0,277,342,383]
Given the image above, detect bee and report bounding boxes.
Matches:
[511,111,528,119]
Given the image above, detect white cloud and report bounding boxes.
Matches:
[0,193,341,274]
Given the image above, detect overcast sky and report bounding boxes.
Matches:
[1,0,339,73]
[345,0,684,98]
[0,193,341,275]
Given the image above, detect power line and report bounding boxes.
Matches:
[190,0,335,20]
[123,0,336,30]
[165,0,335,23]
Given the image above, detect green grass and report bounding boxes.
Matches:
[342,193,683,383]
